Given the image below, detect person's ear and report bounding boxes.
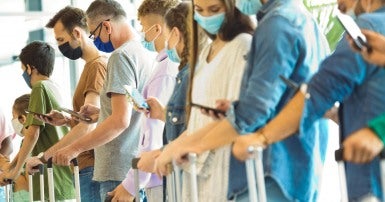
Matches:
[26,64,33,75]
[103,21,112,34]
[18,114,27,124]
[72,27,82,39]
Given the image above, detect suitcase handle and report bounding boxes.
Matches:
[47,157,78,167]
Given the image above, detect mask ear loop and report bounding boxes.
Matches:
[167,28,180,49]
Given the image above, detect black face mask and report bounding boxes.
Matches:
[58,42,83,60]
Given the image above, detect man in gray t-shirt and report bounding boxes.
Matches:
[51,0,153,200]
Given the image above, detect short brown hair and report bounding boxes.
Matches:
[138,0,178,18]
[46,6,87,33]
[13,94,30,117]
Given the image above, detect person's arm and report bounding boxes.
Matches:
[42,92,100,161]
[52,93,132,165]
[0,125,40,183]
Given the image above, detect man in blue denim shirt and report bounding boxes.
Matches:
[154,0,329,201]
[233,1,385,201]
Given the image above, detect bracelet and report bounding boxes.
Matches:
[256,128,269,147]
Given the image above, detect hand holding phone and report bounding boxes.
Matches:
[58,107,92,122]
[191,103,226,117]
[123,85,150,110]
[25,110,53,121]
[337,12,371,51]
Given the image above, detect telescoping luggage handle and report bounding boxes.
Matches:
[27,164,46,202]
[246,145,267,202]
[132,157,141,202]
[47,158,81,202]
[335,148,385,202]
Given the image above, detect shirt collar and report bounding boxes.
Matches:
[156,49,168,62]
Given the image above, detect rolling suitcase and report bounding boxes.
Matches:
[166,153,197,202]
[28,164,45,202]
[335,148,385,202]
[46,158,81,202]
[245,146,267,202]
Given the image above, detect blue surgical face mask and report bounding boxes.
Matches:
[93,35,114,53]
[235,0,263,15]
[141,25,160,52]
[59,41,83,60]
[165,36,180,63]
[22,68,32,89]
[194,12,225,35]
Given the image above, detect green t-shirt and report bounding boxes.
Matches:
[368,113,385,144]
[26,80,75,201]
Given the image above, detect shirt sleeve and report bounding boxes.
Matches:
[299,17,374,136]
[105,52,138,97]
[367,114,385,144]
[83,60,107,97]
[0,109,13,145]
[227,15,303,134]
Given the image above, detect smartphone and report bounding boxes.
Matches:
[336,12,371,51]
[279,75,299,92]
[25,110,53,121]
[190,103,226,116]
[123,85,150,110]
[58,107,92,122]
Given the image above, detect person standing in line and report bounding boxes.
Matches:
[106,0,179,201]
[50,0,153,200]
[155,0,254,201]
[0,41,76,201]
[25,6,107,202]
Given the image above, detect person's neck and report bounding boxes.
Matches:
[82,43,101,63]
[114,22,135,48]
[31,74,49,86]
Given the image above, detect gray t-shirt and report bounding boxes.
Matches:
[93,40,153,181]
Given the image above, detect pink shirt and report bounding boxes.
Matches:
[122,49,178,195]
[0,108,14,147]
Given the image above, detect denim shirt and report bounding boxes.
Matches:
[164,65,189,143]
[301,7,385,200]
[226,0,330,201]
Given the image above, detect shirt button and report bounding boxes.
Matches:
[172,117,178,122]
[168,112,172,117]
[177,79,181,84]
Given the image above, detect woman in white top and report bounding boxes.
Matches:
[156,0,254,201]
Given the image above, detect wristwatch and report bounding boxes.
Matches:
[37,152,47,164]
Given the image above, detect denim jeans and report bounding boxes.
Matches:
[235,177,291,202]
[79,166,100,202]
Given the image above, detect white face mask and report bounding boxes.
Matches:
[11,118,24,137]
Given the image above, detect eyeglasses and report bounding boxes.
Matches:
[88,19,110,40]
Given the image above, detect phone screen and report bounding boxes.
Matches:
[58,107,92,122]
[336,12,370,50]
[123,85,150,110]
[191,103,226,116]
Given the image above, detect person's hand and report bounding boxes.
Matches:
[25,157,43,175]
[146,97,165,120]
[108,184,135,202]
[232,133,267,161]
[137,149,161,173]
[347,29,385,66]
[35,110,69,126]
[52,145,81,166]
[79,104,100,123]
[343,128,384,163]
[0,168,19,186]
[155,144,178,177]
